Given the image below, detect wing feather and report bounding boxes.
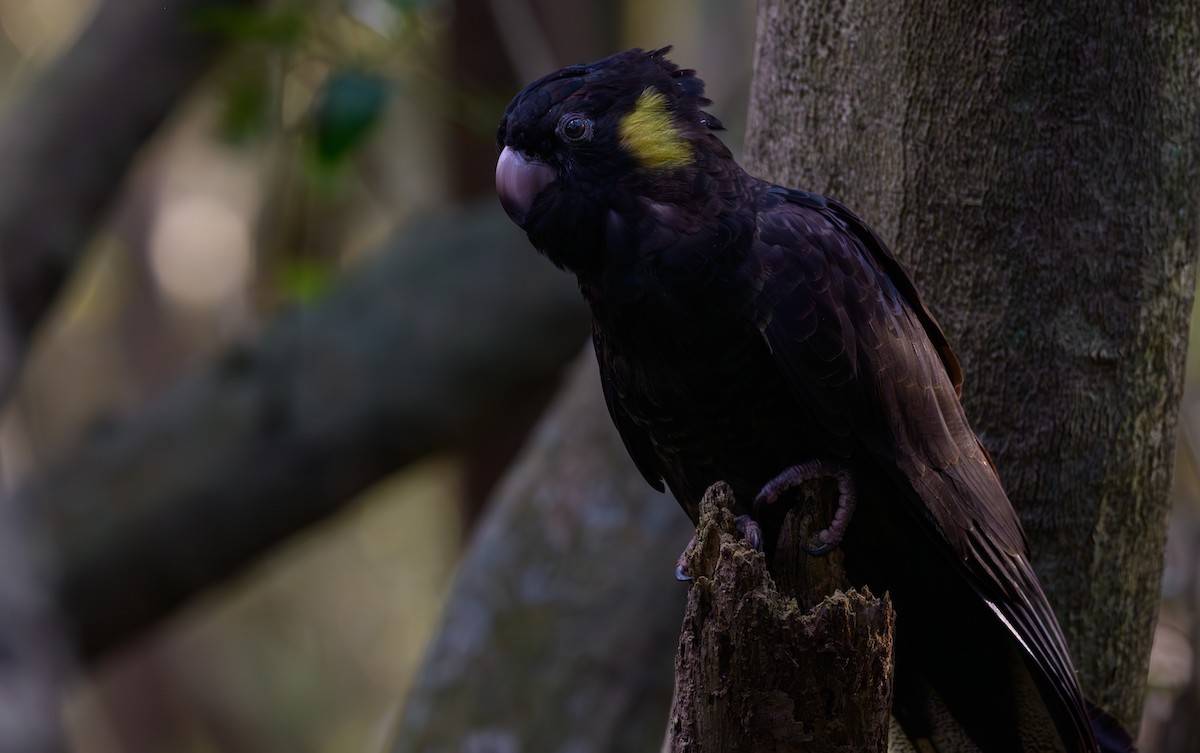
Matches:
[751,188,1094,749]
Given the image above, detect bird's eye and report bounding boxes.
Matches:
[557,115,593,143]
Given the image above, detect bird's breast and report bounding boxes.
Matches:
[594,297,820,515]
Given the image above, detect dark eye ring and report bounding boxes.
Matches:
[557,115,593,143]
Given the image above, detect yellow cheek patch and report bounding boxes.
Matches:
[618,88,693,169]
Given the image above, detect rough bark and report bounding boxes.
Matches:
[34,202,588,660]
[389,354,693,753]
[664,482,894,753]
[746,0,1200,726]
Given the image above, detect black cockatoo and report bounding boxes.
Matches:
[495,46,1133,753]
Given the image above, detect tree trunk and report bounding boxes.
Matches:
[745,0,1200,727]
[664,482,894,753]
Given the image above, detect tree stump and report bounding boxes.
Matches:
[664,482,894,752]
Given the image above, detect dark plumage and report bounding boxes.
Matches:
[496,47,1133,753]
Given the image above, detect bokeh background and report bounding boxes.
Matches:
[0,1,1192,751]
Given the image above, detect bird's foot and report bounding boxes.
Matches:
[674,514,764,581]
[733,513,764,551]
[754,459,856,555]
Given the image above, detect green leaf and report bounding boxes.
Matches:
[307,70,390,166]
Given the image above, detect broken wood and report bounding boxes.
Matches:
[664,481,894,753]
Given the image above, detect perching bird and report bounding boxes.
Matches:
[496,47,1133,753]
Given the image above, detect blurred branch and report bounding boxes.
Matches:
[0,1,256,748]
[390,354,692,753]
[0,0,257,404]
[32,202,588,661]
[0,501,68,753]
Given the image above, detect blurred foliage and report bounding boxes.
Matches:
[218,61,273,143]
[277,257,336,304]
[207,0,414,170]
[189,4,309,44]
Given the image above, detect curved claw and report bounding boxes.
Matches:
[734,514,764,552]
[804,540,836,556]
[674,534,696,581]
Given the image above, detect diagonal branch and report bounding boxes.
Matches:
[33,202,588,660]
[0,0,258,405]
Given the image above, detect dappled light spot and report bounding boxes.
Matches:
[149,195,253,310]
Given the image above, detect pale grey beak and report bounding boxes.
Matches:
[496,146,555,226]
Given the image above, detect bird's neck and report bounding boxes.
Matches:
[577,163,758,309]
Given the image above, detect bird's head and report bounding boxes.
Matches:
[496,47,728,271]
